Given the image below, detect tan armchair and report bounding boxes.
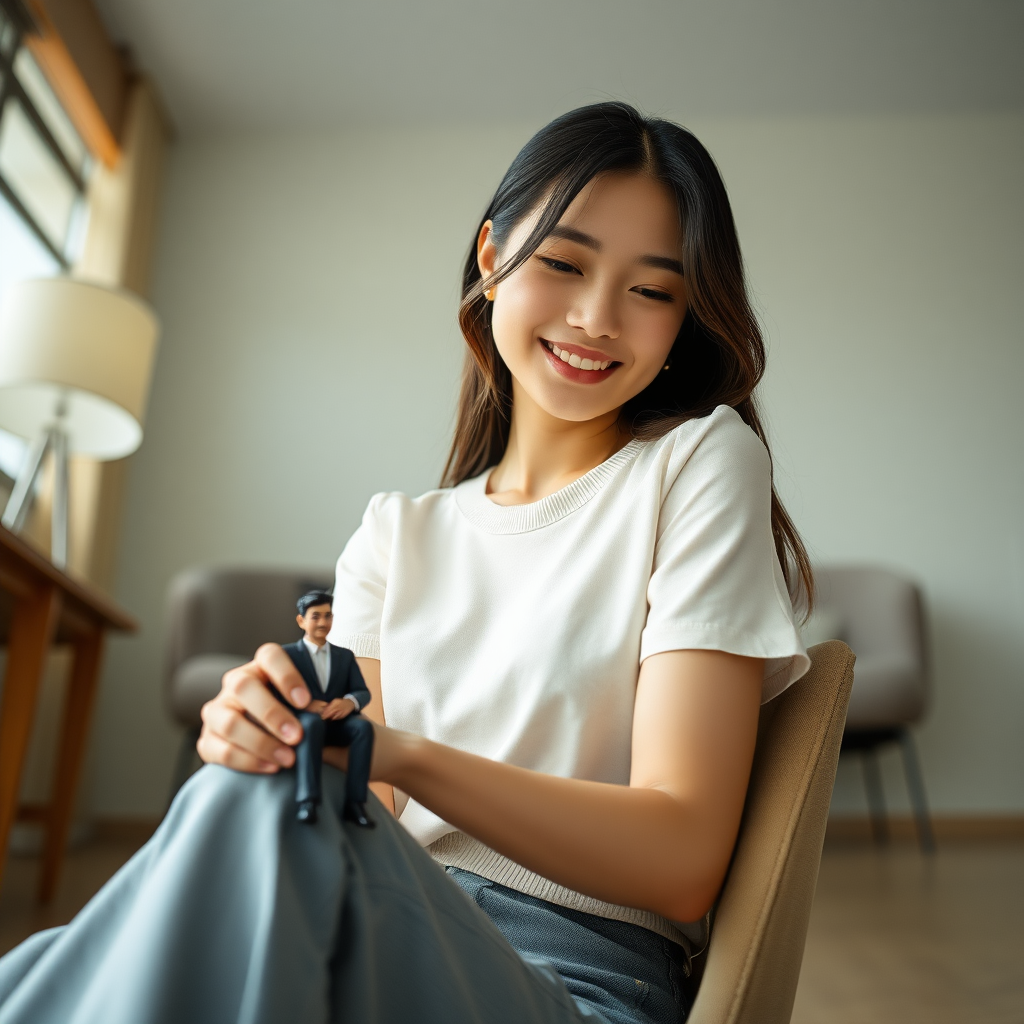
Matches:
[689,640,855,1024]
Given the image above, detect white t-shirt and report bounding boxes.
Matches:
[328,405,808,945]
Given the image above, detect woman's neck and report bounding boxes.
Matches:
[486,384,631,506]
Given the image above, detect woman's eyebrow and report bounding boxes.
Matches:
[548,225,600,249]
[546,226,684,276]
[639,254,685,276]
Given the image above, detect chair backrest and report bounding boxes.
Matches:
[688,640,855,1024]
[814,565,926,669]
[163,566,334,687]
[813,566,927,727]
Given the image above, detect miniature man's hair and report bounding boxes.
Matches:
[297,590,333,617]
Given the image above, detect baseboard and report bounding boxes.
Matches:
[826,814,1024,842]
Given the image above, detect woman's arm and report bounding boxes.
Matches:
[200,645,761,922]
[373,649,761,922]
[342,658,395,814]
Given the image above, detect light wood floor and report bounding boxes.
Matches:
[792,841,1024,1024]
[0,836,144,956]
[1,836,1022,1020]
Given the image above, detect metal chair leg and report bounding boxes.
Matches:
[899,728,936,854]
[166,726,202,810]
[860,748,889,844]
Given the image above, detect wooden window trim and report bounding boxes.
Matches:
[24,0,129,168]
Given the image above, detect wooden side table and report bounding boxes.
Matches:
[0,525,136,902]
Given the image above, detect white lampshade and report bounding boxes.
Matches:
[0,278,159,459]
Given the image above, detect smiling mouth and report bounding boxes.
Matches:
[543,340,617,371]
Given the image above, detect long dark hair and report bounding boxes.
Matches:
[441,102,812,610]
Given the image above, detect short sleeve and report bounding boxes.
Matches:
[327,494,391,659]
[640,413,809,703]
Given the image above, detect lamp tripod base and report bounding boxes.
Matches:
[1,424,69,569]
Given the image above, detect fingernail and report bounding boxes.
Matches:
[273,748,292,766]
[281,723,299,742]
[291,688,308,707]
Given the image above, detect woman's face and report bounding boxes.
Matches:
[478,172,688,424]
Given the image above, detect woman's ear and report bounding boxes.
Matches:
[477,220,497,285]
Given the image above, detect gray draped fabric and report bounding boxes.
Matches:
[0,766,626,1024]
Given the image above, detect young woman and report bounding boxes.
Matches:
[0,102,811,1024]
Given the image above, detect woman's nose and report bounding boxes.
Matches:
[566,285,620,340]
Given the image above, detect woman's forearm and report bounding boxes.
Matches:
[383,730,724,922]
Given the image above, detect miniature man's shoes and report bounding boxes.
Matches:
[296,800,318,825]
[343,802,375,828]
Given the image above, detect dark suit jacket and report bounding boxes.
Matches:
[282,640,371,712]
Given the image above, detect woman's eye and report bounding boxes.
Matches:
[538,257,581,275]
[636,287,674,302]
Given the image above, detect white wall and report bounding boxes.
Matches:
[87,113,1024,820]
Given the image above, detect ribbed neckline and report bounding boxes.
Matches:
[454,439,645,535]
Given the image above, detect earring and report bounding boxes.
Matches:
[662,360,671,372]
[484,288,496,301]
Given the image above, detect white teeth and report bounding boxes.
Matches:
[545,341,612,372]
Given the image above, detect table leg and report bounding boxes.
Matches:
[38,629,106,902]
[0,584,61,896]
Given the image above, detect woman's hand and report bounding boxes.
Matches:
[197,643,312,773]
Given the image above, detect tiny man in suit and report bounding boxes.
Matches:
[281,590,375,827]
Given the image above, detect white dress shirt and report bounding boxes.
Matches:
[302,637,331,693]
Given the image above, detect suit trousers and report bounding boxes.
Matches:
[0,765,690,1024]
[294,711,373,808]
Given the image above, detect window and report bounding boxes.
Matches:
[0,0,93,479]
[0,2,91,272]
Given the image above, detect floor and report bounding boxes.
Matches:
[791,841,1024,1024]
[1,837,1022,1021]
[0,836,144,956]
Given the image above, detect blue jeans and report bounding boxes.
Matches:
[448,869,693,1024]
[0,765,691,1024]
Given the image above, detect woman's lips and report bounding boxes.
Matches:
[540,339,619,384]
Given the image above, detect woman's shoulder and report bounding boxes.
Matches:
[340,484,460,573]
[642,405,770,486]
[357,483,461,534]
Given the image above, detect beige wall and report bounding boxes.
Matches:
[88,113,1024,819]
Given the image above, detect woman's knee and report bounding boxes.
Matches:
[168,763,296,830]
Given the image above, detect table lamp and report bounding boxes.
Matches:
[0,278,159,569]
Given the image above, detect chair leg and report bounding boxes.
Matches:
[860,748,889,845]
[899,728,936,854]
[166,726,202,810]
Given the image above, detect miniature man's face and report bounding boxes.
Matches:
[297,603,333,646]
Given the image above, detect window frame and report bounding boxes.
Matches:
[0,0,88,268]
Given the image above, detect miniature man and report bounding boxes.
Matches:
[281,590,375,828]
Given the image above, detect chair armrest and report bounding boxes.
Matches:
[167,653,249,728]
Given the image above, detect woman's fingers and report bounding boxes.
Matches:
[254,643,311,709]
[200,699,295,767]
[197,643,313,772]
[196,728,279,774]
[221,657,304,746]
